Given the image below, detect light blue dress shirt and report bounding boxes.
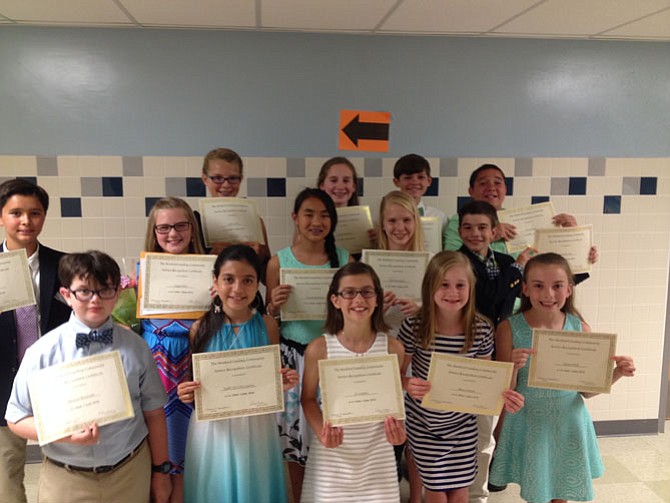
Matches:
[6,313,166,467]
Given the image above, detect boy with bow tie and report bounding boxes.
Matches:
[6,251,172,503]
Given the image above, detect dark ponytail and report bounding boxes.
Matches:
[293,188,340,268]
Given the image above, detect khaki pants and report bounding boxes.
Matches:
[38,439,151,503]
[0,426,28,503]
[469,414,498,503]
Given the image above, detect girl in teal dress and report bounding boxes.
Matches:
[489,253,636,503]
[177,245,299,503]
[265,188,350,502]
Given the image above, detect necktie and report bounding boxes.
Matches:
[16,304,39,361]
[76,328,114,349]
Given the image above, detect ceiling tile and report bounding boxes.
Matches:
[122,0,255,28]
[380,0,539,33]
[262,0,396,31]
[0,0,131,24]
[493,0,670,36]
[598,8,670,39]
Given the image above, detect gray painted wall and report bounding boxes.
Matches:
[1,27,669,157]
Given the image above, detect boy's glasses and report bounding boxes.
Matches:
[336,288,377,299]
[69,287,118,301]
[206,175,242,185]
[154,222,191,234]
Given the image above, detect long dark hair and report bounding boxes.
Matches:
[324,262,389,335]
[293,188,341,268]
[191,245,261,354]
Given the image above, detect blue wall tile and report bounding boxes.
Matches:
[426,177,439,196]
[267,178,286,197]
[531,196,550,204]
[60,197,82,218]
[145,197,161,216]
[457,196,471,211]
[505,177,514,196]
[604,195,621,214]
[18,176,37,186]
[102,177,123,196]
[640,177,657,195]
[186,177,206,197]
[357,178,364,197]
[569,177,587,195]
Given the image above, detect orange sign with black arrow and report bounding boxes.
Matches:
[339,110,391,152]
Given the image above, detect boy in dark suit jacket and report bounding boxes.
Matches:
[457,200,535,503]
[0,178,71,503]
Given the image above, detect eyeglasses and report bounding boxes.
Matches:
[206,175,242,185]
[336,288,377,299]
[154,221,191,234]
[69,287,118,301]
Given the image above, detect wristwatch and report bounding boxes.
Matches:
[152,461,172,474]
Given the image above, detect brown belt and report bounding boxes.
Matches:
[46,437,146,474]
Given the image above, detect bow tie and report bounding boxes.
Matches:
[76,328,114,349]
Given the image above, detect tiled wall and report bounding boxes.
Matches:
[1,155,668,424]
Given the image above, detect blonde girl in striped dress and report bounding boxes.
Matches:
[301,262,406,502]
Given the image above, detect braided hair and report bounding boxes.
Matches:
[293,188,341,268]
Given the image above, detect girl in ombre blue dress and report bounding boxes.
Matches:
[177,245,299,503]
[140,197,205,503]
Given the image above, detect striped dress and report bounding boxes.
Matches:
[301,333,400,502]
[398,315,494,491]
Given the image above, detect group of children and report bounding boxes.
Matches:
[0,149,635,503]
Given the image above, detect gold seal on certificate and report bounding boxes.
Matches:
[279,268,337,321]
[0,249,37,313]
[319,354,405,426]
[528,329,616,394]
[28,351,134,446]
[534,225,593,274]
[192,345,284,421]
[198,197,265,248]
[422,354,514,416]
[138,252,216,317]
[361,250,430,303]
[420,216,442,254]
[334,206,374,254]
[497,202,556,254]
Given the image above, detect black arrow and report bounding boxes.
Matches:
[342,115,389,146]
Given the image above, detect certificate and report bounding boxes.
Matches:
[279,268,337,321]
[198,198,265,248]
[361,250,430,303]
[422,354,513,416]
[319,354,405,426]
[192,345,284,421]
[29,351,134,446]
[534,225,592,274]
[334,206,373,254]
[0,249,37,312]
[421,217,442,254]
[528,329,616,394]
[139,252,215,317]
[497,202,556,254]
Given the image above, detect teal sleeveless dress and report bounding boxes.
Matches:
[184,311,287,503]
[489,312,604,502]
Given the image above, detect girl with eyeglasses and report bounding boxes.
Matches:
[198,148,271,281]
[301,262,405,502]
[140,197,204,503]
[265,188,352,501]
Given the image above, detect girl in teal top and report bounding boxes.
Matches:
[490,253,635,503]
[266,188,350,503]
